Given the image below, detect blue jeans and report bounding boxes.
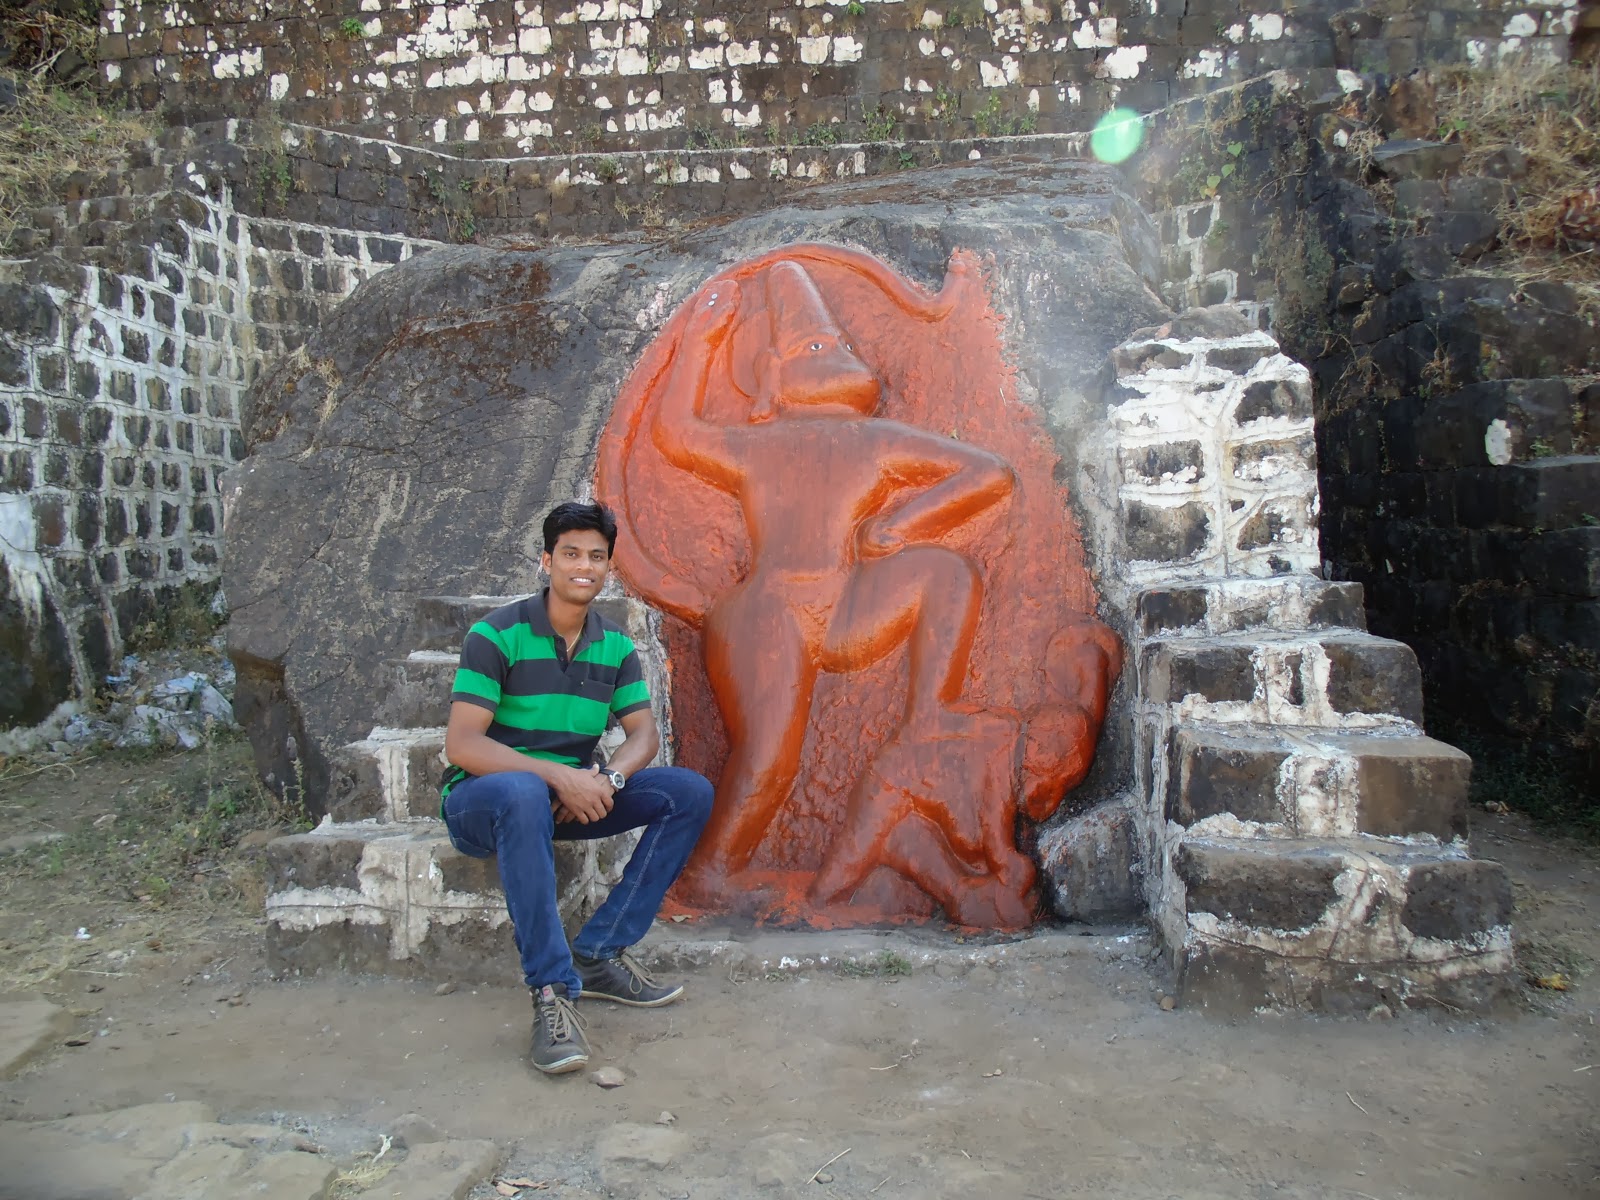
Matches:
[442,766,713,995]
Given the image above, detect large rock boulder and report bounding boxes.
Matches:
[224,158,1166,842]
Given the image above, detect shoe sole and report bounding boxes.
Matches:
[578,985,685,1008]
[531,1051,589,1074]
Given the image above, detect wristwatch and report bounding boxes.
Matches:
[602,768,626,791]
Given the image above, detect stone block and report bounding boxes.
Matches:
[1165,724,1288,826]
[328,729,447,822]
[373,651,458,729]
[1135,585,1210,636]
[378,1139,504,1200]
[1124,499,1209,562]
[1035,796,1142,922]
[1234,377,1312,422]
[1401,859,1512,940]
[1143,638,1256,704]
[1322,732,1470,839]
[264,829,366,892]
[1320,631,1425,723]
[1174,840,1341,929]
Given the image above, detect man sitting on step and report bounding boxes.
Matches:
[440,500,713,1075]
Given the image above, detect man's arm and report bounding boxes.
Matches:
[443,702,616,824]
[604,707,661,779]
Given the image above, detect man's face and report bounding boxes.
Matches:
[542,528,611,607]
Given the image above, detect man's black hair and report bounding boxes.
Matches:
[542,501,619,556]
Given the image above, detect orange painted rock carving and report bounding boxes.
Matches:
[596,244,1121,928]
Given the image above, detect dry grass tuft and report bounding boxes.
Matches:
[0,731,308,992]
[1433,59,1600,293]
[0,9,157,248]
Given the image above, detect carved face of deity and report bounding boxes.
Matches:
[755,261,880,419]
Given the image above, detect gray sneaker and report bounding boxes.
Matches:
[529,984,589,1074]
[574,950,685,1007]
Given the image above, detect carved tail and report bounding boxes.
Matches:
[594,315,713,626]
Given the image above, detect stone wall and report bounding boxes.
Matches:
[100,0,1565,156]
[0,138,441,731]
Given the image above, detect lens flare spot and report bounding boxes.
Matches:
[1091,108,1144,164]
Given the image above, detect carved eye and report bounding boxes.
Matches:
[810,342,823,351]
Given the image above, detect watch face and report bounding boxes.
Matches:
[606,770,625,789]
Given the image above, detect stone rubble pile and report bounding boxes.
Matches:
[22,637,239,761]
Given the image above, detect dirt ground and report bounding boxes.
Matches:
[1,748,1597,1199]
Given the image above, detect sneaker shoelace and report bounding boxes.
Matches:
[616,950,661,992]
[541,993,587,1043]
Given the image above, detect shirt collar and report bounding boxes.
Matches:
[527,588,601,652]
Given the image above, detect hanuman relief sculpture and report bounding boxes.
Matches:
[597,244,1120,928]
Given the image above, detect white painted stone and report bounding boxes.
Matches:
[1502,12,1538,37]
[1183,49,1224,78]
[798,35,830,64]
[1072,17,1116,48]
[1248,13,1283,40]
[1484,419,1514,466]
[833,35,863,63]
[1103,45,1146,79]
[269,72,289,101]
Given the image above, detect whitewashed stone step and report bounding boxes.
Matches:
[1141,627,1423,725]
[1158,721,1470,841]
[326,727,448,823]
[372,650,459,730]
[1134,576,1367,638]
[1168,834,1512,1013]
[263,819,635,980]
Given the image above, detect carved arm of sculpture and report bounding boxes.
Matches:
[647,280,746,494]
[857,428,1017,558]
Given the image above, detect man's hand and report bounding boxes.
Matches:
[553,764,616,824]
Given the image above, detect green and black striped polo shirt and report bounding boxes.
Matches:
[439,590,651,811]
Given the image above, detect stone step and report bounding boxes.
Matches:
[371,650,459,730]
[411,593,636,651]
[1134,576,1366,638]
[1161,722,1470,840]
[410,596,524,652]
[1141,627,1423,725]
[1168,834,1513,1013]
[325,728,448,823]
[263,820,636,981]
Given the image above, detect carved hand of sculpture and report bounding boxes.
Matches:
[855,517,906,560]
[684,278,741,348]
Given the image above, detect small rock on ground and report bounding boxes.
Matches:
[591,1066,625,1088]
[595,1122,688,1191]
[379,1138,503,1200]
[387,1111,446,1149]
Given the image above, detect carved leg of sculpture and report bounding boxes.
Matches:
[677,586,818,903]
[809,708,1025,918]
[821,546,985,728]
[881,816,1037,929]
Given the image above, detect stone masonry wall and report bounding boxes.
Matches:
[100,0,1566,155]
[0,152,442,730]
